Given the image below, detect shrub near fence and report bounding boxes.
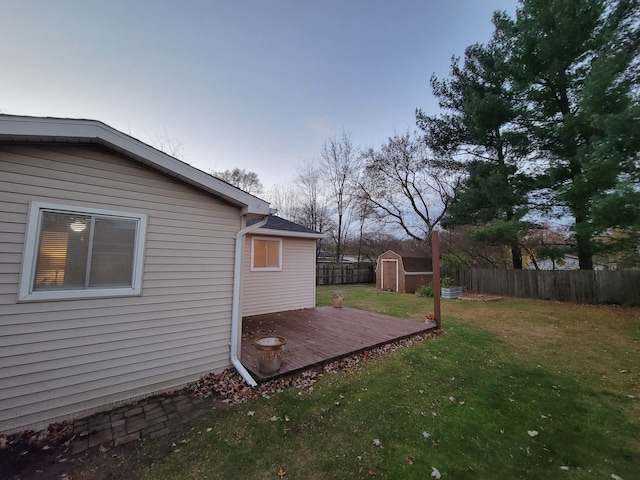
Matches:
[443,267,640,306]
[316,263,375,285]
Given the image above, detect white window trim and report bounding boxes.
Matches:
[18,201,147,302]
[381,259,399,292]
[250,236,282,272]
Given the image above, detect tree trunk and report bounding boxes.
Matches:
[576,235,594,270]
[573,204,594,270]
[511,244,523,270]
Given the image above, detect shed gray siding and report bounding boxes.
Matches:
[0,144,240,433]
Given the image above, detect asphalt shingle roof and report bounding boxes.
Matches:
[247,215,321,235]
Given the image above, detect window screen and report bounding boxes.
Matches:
[33,211,137,291]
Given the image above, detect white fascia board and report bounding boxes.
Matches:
[405,271,434,275]
[0,115,272,215]
[251,228,326,240]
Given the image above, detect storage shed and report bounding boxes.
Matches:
[376,250,433,293]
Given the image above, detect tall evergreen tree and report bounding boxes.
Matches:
[417,41,534,269]
[494,0,640,269]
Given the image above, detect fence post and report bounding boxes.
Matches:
[432,231,441,328]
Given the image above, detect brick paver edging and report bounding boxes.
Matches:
[68,394,212,455]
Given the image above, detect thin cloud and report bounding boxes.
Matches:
[307,116,333,138]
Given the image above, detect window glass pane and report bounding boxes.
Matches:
[89,217,137,287]
[253,239,267,268]
[33,212,90,290]
[266,240,280,268]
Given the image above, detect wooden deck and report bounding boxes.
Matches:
[241,306,437,381]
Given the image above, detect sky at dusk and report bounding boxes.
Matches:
[1,0,519,192]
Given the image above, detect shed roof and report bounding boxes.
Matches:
[0,114,272,216]
[380,249,432,273]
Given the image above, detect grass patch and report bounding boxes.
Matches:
[74,284,640,479]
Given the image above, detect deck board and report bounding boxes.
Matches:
[241,306,436,381]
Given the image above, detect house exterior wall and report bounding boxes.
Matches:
[0,143,241,433]
[242,234,316,316]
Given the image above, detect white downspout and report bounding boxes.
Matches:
[230,215,269,386]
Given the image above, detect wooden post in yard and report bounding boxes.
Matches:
[432,231,441,329]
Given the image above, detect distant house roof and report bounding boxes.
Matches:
[247,215,325,239]
[526,254,611,271]
[0,114,272,216]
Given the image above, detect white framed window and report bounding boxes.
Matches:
[251,236,282,271]
[19,202,147,301]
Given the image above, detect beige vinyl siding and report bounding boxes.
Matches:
[242,234,316,316]
[0,144,239,433]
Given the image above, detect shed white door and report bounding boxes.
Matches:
[381,259,398,291]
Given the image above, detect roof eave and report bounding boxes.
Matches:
[0,115,272,215]
[252,228,326,239]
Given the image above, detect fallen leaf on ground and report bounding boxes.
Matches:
[560,466,569,471]
[431,466,441,479]
[277,466,286,477]
[611,474,623,480]
[247,411,255,416]
[407,456,414,464]
[270,416,279,422]
[527,430,539,437]
[373,438,382,447]
[422,431,431,438]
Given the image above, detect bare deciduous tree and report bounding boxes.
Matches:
[320,131,361,263]
[147,128,186,160]
[360,131,461,245]
[266,159,332,260]
[212,168,264,196]
[294,160,332,233]
[266,182,300,223]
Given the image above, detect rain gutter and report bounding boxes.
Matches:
[230,215,270,386]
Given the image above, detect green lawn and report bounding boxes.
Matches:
[77,284,640,479]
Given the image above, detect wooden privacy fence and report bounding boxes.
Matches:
[443,267,640,306]
[316,263,375,285]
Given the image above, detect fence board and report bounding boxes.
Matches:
[442,267,640,306]
[316,264,375,285]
